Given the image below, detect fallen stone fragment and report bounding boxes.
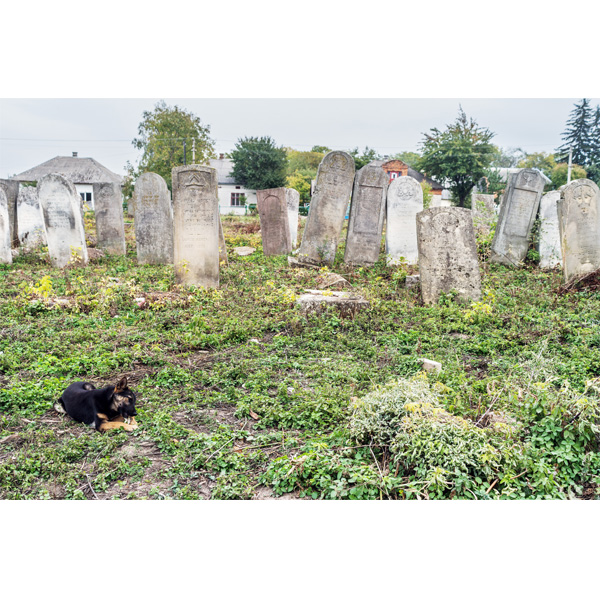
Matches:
[316,272,351,290]
[87,248,105,261]
[405,275,420,288]
[420,358,442,373]
[288,256,320,269]
[296,289,369,317]
[233,246,256,256]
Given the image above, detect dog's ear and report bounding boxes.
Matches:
[115,376,128,392]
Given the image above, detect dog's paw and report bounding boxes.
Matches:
[53,402,66,414]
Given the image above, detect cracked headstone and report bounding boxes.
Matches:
[0,187,12,263]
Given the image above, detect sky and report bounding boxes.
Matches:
[1,98,598,180]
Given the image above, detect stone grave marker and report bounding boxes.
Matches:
[133,172,173,265]
[257,188,292,255]
[0,187,12,263]
[344,164,388,265]
[538,190,562,269]
[490,169,545,265]
[38,173,88,268]
[471,193,497,229]
[416,207,481,304]
[386,176,423,265]
[17,185,46,249]
[557,179,600,283]
[297,151,355,266]
[218,216,228,265]
[286,188,300,247]
[92,182,126,255]
[0,179,19,247]
[172,165,220,287]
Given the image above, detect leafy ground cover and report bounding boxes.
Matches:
[1,212,600,499]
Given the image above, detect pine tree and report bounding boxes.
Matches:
[556,98,593,165]
[588,105,600,166]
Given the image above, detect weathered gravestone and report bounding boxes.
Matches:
[0,187,12,263]
[471,194,497,230]
[286,188,300,247]
[17,185,46,249]
[92,182,126,255]
[490,169,545,265]
[172,165,220,288]
[257,188,292,256]
[297,151,355,266]
[386,176,423,265]
[344,164,388,265]
[0,179,19,246]
[416,207,481,304]
[133,173,173,265]
[538,190,562,269]
[38,173,88,268]
[218,216,228,265]
[557,179,600,283]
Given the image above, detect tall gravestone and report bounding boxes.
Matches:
[17,185,46,249]
[490,169,545,265]
[92,182,126,255]
[0,179,19,247]
[257,188,292,256]
[133,173,173,265]
[0,187,12,263]
[297,151,355,266]
[218,216,228,265]
[344,164,388,265]
[417,207,482,304]
[38,173,88,268]
[386,176,423,265]
[557,179,600,283]
[286,188,300,247]
[471,193,497,230]
[172,165,220,287]
[538,190,562,269]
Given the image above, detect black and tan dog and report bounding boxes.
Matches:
[55,377,138,432]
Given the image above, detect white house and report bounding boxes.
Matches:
[11,153,123,208]
[209,156,257,215]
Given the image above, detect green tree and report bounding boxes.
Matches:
[550,163,587,189]
[417,106,496,208]
[311,145,331,154]
[127,100,215,192]
[287,170,313,202]
[390,151,421,167]
[348,146,381,170]
[587,107,600,185]
[285,148,324,176]
[489,146,525,168]
[556,98,594,165]
[516,152,557,180]
[230,136,287,190]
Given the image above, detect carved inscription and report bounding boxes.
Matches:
[386,176,423,265]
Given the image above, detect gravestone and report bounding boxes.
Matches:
[133,172,173,264]
[38,173,88,268]
[218,216,228,265]
[0,179,19,246]
[0,187,12,263]
[538,190,562,269]
[416,207,481,304]
[297,151,355,266]
[386,176,423,265]
[257,188,292,255]
[471,193,496,229]
[286,188,300,247]
[17,185,46,249]
[490,169,545,265]
[172,165,220,287]
[92,182,126,255]
[344,164,388,265]
[557,179,600,283]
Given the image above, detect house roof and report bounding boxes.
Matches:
[369,159,444,190]
[209,157,236,185]
[11,156,123,185]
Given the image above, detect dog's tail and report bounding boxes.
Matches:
[53,397,66,414]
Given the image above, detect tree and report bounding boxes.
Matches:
[417,107,496,208]
[285,148,324,176]
[348,146,381,170]
[287,171,313,202]
[587,106,600,185]
[311,145,331,154]
[390,151,421,167]
[230,136,287,190]
[490,146,525,168]
[556,98,594,165]
[516,152,557,180]
[550,163,587,189]
[127,100,215,192]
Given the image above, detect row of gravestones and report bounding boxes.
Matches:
[0,174,125,267]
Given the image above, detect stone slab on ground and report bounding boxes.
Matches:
[296,289,369,316]
[234,246,256,256]
[420,358,442,373]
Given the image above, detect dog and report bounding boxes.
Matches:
[55,376,138,432]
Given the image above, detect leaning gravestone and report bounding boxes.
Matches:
[172,165,220,287]
[257,188,293,255]
[297,151,355,266]
[344,164,388,265]
[133,172,173,264]
[0,187,12,263]
[416,207,481,304]
[286,188,300,247]
[386,176,423,265]
[557,179,600,283]
[471,193,497,229]
[538,190,562,270]
[490,169,545,265]
[0,179,19,246]
[17,185,46,249]
[38,173,88,268]
[92,182,126,255]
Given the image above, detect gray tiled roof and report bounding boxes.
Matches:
[11,156,123,185]
[209,158,236,185]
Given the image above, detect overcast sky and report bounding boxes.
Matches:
[1,98,598,180]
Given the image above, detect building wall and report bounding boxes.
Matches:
[217,184,257,215]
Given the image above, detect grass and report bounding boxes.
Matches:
[1,211,600,499]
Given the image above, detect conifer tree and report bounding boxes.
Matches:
[556,98,593,165]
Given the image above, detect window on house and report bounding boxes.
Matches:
[390,172,398,179]
[231,193,246,206]
[80,192,92,203]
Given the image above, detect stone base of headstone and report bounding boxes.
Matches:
[296,289,369,317]
[233,246,255,256]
